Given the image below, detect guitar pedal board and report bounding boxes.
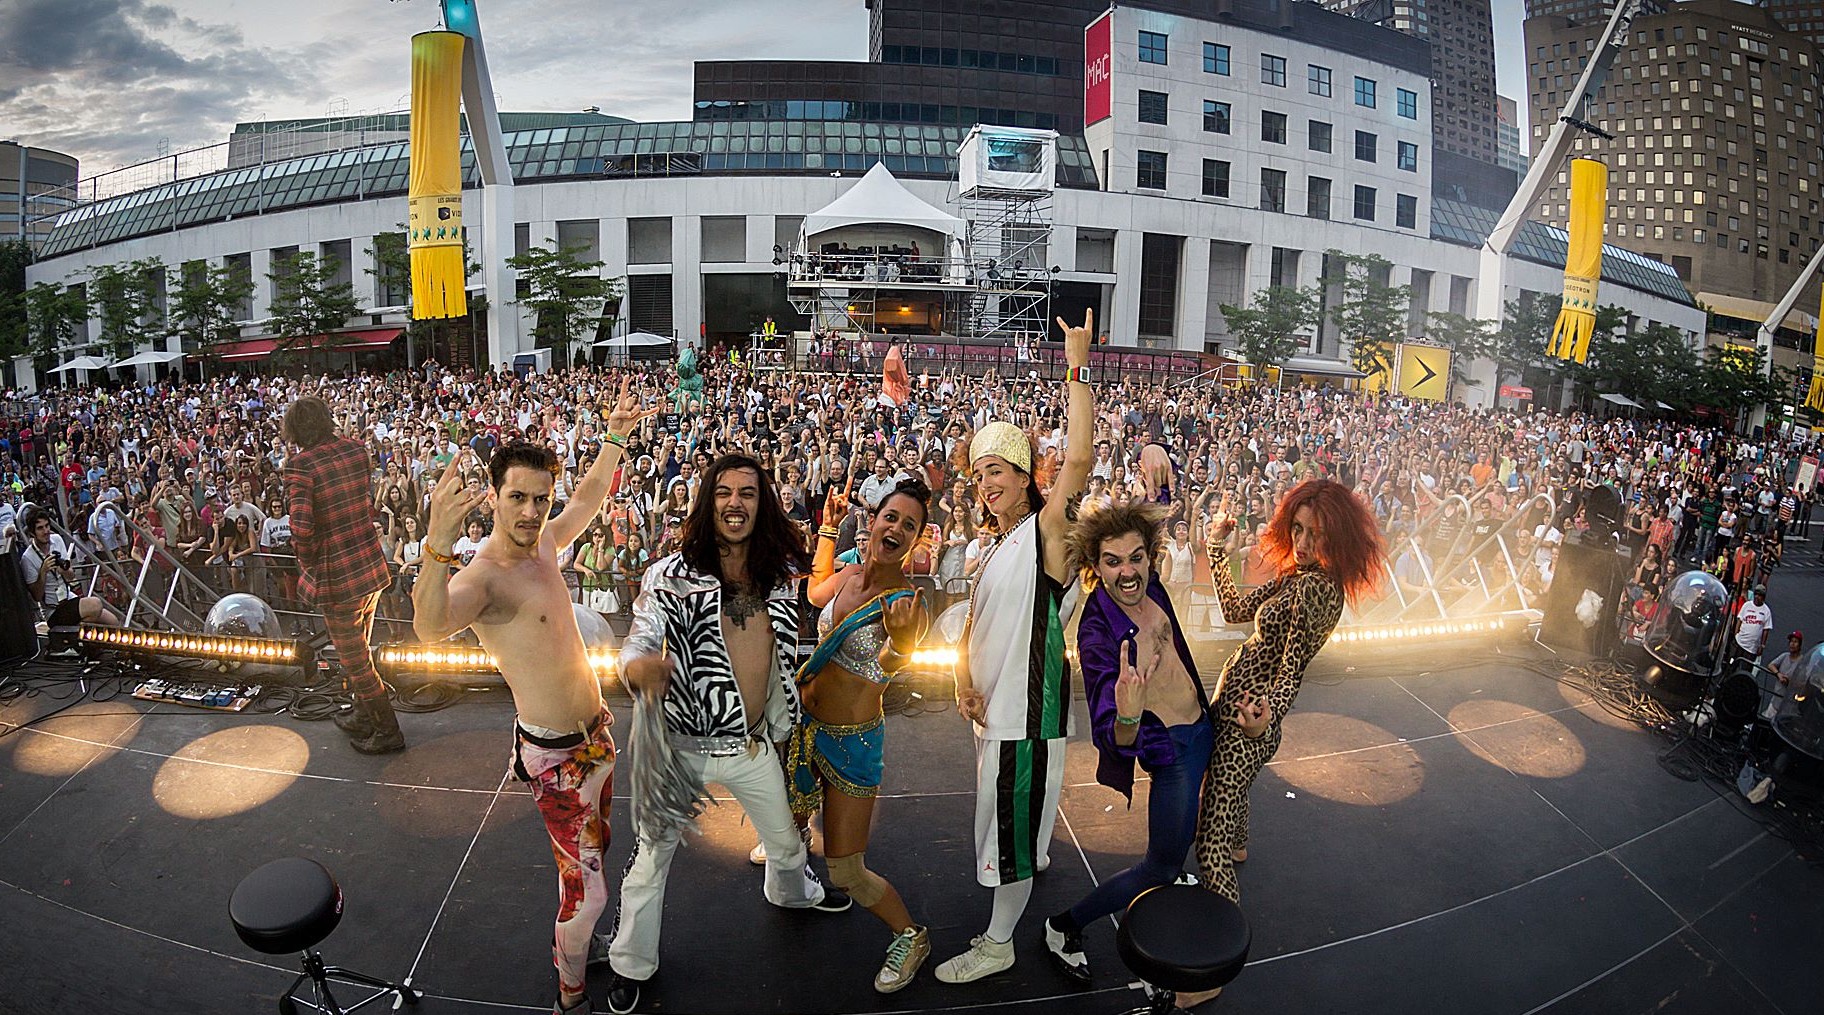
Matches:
[132,679,263,712]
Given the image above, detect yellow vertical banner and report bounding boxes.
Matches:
[1546,157,1607,364]
[1808,286,1824,412]
[409,31,467,320]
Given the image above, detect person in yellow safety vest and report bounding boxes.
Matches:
[763,317,778,342]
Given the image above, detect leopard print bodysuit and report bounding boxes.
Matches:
[1196,545,1344,901]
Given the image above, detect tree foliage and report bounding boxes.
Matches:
[1422,312,1495,395]
[23,281,87,365]
[1220,285,1320,377]
[505,243,623,363]
[0,239,32,360]
[1326,250,1410,382]
[268,251,361,358]
[170,259,254,355]
[367,226,487,367]
[87,257,165,360]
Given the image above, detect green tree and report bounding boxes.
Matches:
[1220,285,1321,380]
[1422,311,1495,399]
[268,251,362,365]
[0,238,32,360]
[23,281,87,368]
[1566,318,1696,409]
[87,257,165,360]
[1491,293,1557,394]
[171,259,255,357]
[366,226,488,368]
[1326,250,1410,383]
[1692,342,1784,419]
[505,243,623,364]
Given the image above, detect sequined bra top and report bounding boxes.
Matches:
[817,598,893,685]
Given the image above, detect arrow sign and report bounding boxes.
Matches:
[1396,343,1450,402]
[1414,356,1437,388]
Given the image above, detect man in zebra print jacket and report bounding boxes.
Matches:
[605,453,847,1014]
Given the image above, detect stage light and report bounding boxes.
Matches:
[376,643,620,679]
[81,625,305,667]
[1326,612,1532,648]
[910,647,958,670]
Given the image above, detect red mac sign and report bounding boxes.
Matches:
[1084,12,1113,125]
[1499,384,1534,401]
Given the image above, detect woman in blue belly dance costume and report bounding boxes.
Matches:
[787,475,933,994]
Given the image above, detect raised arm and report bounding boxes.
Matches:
[412,455,492,642]
[1038,309,1096,580]
[1205,524,1280,624]
[548,376,662,551]
[808,485,851,607]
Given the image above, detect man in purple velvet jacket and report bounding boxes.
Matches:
[1042,504,1213,986]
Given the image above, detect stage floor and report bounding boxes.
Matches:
[1,644,1818,1015]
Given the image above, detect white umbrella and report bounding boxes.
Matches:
[108,350,185,369]
[49,355,111,373]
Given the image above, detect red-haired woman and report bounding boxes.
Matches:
[1196,478,1385,902]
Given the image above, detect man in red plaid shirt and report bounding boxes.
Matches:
[283,395,403,754]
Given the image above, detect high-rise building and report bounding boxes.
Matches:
[1497,95,1528,176]
[1523,0,1824,369]
[1321,0,1500,163]
[1746,1,1824,53]
[1521,0,1668,24]
[1,141,79,255]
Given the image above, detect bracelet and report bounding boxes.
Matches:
[818,526,840,539]
[1115,713,1141,726]
[423,544,458,566]
[604,432,628,447]
[1067,365,1091,385]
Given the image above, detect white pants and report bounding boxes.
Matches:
[972,734,1067,887]
[608,742,823,980]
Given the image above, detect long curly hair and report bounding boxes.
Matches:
[1260,479,1385,604]
[1067,503,1166,587]
[680,453,807,591]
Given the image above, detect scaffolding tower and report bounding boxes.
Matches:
[954,126,1059,345]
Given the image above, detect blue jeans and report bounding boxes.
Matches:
[1068,717,1215,928]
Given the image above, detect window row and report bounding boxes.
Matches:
[1144,30,1419,119]
[1143,152,1420,228]
[878,45,1061,76]
[1141,99,1420,171]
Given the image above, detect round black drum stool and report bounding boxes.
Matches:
[229,857,420,1014]
[1115,885,1251,1014]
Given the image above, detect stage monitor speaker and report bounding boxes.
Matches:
[1539,540,1630,656]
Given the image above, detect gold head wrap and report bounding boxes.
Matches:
[969,421,1031,474]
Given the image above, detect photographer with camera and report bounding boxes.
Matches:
[18,506,121,637]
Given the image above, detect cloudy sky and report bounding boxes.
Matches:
[2,0,1530,178]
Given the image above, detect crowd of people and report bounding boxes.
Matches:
[2,354,1817,649]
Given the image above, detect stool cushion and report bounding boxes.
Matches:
[1116,885,1250,992]
[229,857,343,955]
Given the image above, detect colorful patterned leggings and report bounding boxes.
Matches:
[514,708,617,998]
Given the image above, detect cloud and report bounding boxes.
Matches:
[0,0,866,178]
[0,0,313,172]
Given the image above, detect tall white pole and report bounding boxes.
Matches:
[440,0,519,370]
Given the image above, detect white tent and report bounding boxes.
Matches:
[48,355,111,373]
[594,332,674,348]
[108,349,185,368]
[802,163,964,239]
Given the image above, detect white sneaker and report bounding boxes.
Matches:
[874,925,931,993]
[749,840,766,865]
[934,934,1015,984]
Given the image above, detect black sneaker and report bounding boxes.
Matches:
[1043,915,1091,985]
[605,972,644,1014]
[812,886,853,913]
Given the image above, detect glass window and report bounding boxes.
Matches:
[1203,100,1231,134]
[1354,185,1377,221]
[1261,168,1287,212]
[1398,88,1419,119]
[1308,176,1331,219]
[1354,77,1377,107]
[1139,31,1168,65]
[1204,43,1230,75]
[1309,120,1333,153]
[1309,65,1332,96]
[1262,54,1287,87]
[1398,141,1419,171]
[1356,131,1378,162]
[1202,159,1230,198]
[1262,111,1288,144]
[1397,194,1418,228]
[1137,150,1168,190]
[1138,90,1169,125]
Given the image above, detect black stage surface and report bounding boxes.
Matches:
[2,643,1820,1015]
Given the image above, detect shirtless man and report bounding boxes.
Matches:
[413,378,657,1015]
[1042,503,1213,985]
[605,453,845,1015]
